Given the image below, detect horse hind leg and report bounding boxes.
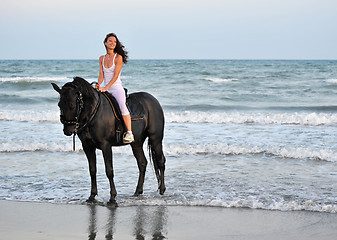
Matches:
[131,144,148,196]
[149,139,166,195]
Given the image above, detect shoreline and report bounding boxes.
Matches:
[1,200,337,240]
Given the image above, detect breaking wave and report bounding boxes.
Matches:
[0,76,69,83]
[1,142,335,162]
[166,111,337,126]
[2,110,337,126]
[204,77,239,83]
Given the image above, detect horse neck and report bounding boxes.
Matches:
[80,87,99,122]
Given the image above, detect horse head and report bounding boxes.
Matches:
[52,82,83,136]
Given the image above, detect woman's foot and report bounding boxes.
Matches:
[123,131,134,143]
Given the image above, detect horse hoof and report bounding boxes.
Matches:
[107,200,118,208]
[159,186,166,195]
[134,189,143,196]
[86,197,97,204]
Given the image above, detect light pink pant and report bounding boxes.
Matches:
[107,84,130,116]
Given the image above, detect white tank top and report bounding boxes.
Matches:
[102,53,122,88]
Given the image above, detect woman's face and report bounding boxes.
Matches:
[105,36,117,51]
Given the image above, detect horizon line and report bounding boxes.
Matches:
[1,58,337,61]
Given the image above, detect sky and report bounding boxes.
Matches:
[1,0,337,60]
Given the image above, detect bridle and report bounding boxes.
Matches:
[60,91,84,134]
[59,83,101,150]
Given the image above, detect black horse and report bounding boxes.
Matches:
[52,77,166,206]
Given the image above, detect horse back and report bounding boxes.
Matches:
[129,92,164,120]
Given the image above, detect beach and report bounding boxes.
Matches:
[1,200,337,240]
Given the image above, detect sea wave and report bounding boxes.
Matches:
[164,144,337,162]
[0,76,69,83]
[2,110,337,126]
[2,193,336,214]
[120,196,337,213]
[1,142,335,162]
[0,142,72,153]
[0,110,59,122]
[204,77,238,83]
[0,141,129,153]
[166,111,337,126]
[326,79,337,84]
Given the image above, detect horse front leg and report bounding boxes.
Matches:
[83,143,98,203]
[102,144,118,207]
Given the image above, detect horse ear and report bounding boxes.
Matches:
[51,83,61,94]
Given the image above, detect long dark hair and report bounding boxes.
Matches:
[104,33,128,64]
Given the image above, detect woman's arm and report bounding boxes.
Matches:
[101,54,123,91]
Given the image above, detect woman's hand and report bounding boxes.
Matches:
[95,83,100,89]
[99,86,107,92]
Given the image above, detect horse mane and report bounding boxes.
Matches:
[71,76,97,100]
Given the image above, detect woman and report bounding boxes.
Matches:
[96,33,134,143]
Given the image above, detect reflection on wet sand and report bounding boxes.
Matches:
[87,205,98,240]
[105,206,116,240]
[87,205,167,240]
[134,206,167,240]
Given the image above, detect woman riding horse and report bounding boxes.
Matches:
[96,33,134,144]
[52,78,166,206]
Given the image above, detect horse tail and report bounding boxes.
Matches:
[148,138,161,187]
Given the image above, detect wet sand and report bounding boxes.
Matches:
[1,200,337,240]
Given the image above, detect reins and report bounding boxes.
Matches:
[72,92,101,151]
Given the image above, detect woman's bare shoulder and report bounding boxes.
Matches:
[99,55,104,63]
[115,54,123,63]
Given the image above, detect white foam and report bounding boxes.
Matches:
[326,79,337,84]
[1,135,335,162]
[0,110,59,122]
[267,146,337,162]
[164,143,261,156]
[204,77,238,83]
[3,109,336,126]
[3,195,336,213]
[0,142,76,153]
[115,196,337,213]
[206,199,337,213]
[0,141,132,154]
[0,76,69,83]
[164,144,337,162]
[165,111,337,126]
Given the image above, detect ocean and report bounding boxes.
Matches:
[0,59,336,213]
